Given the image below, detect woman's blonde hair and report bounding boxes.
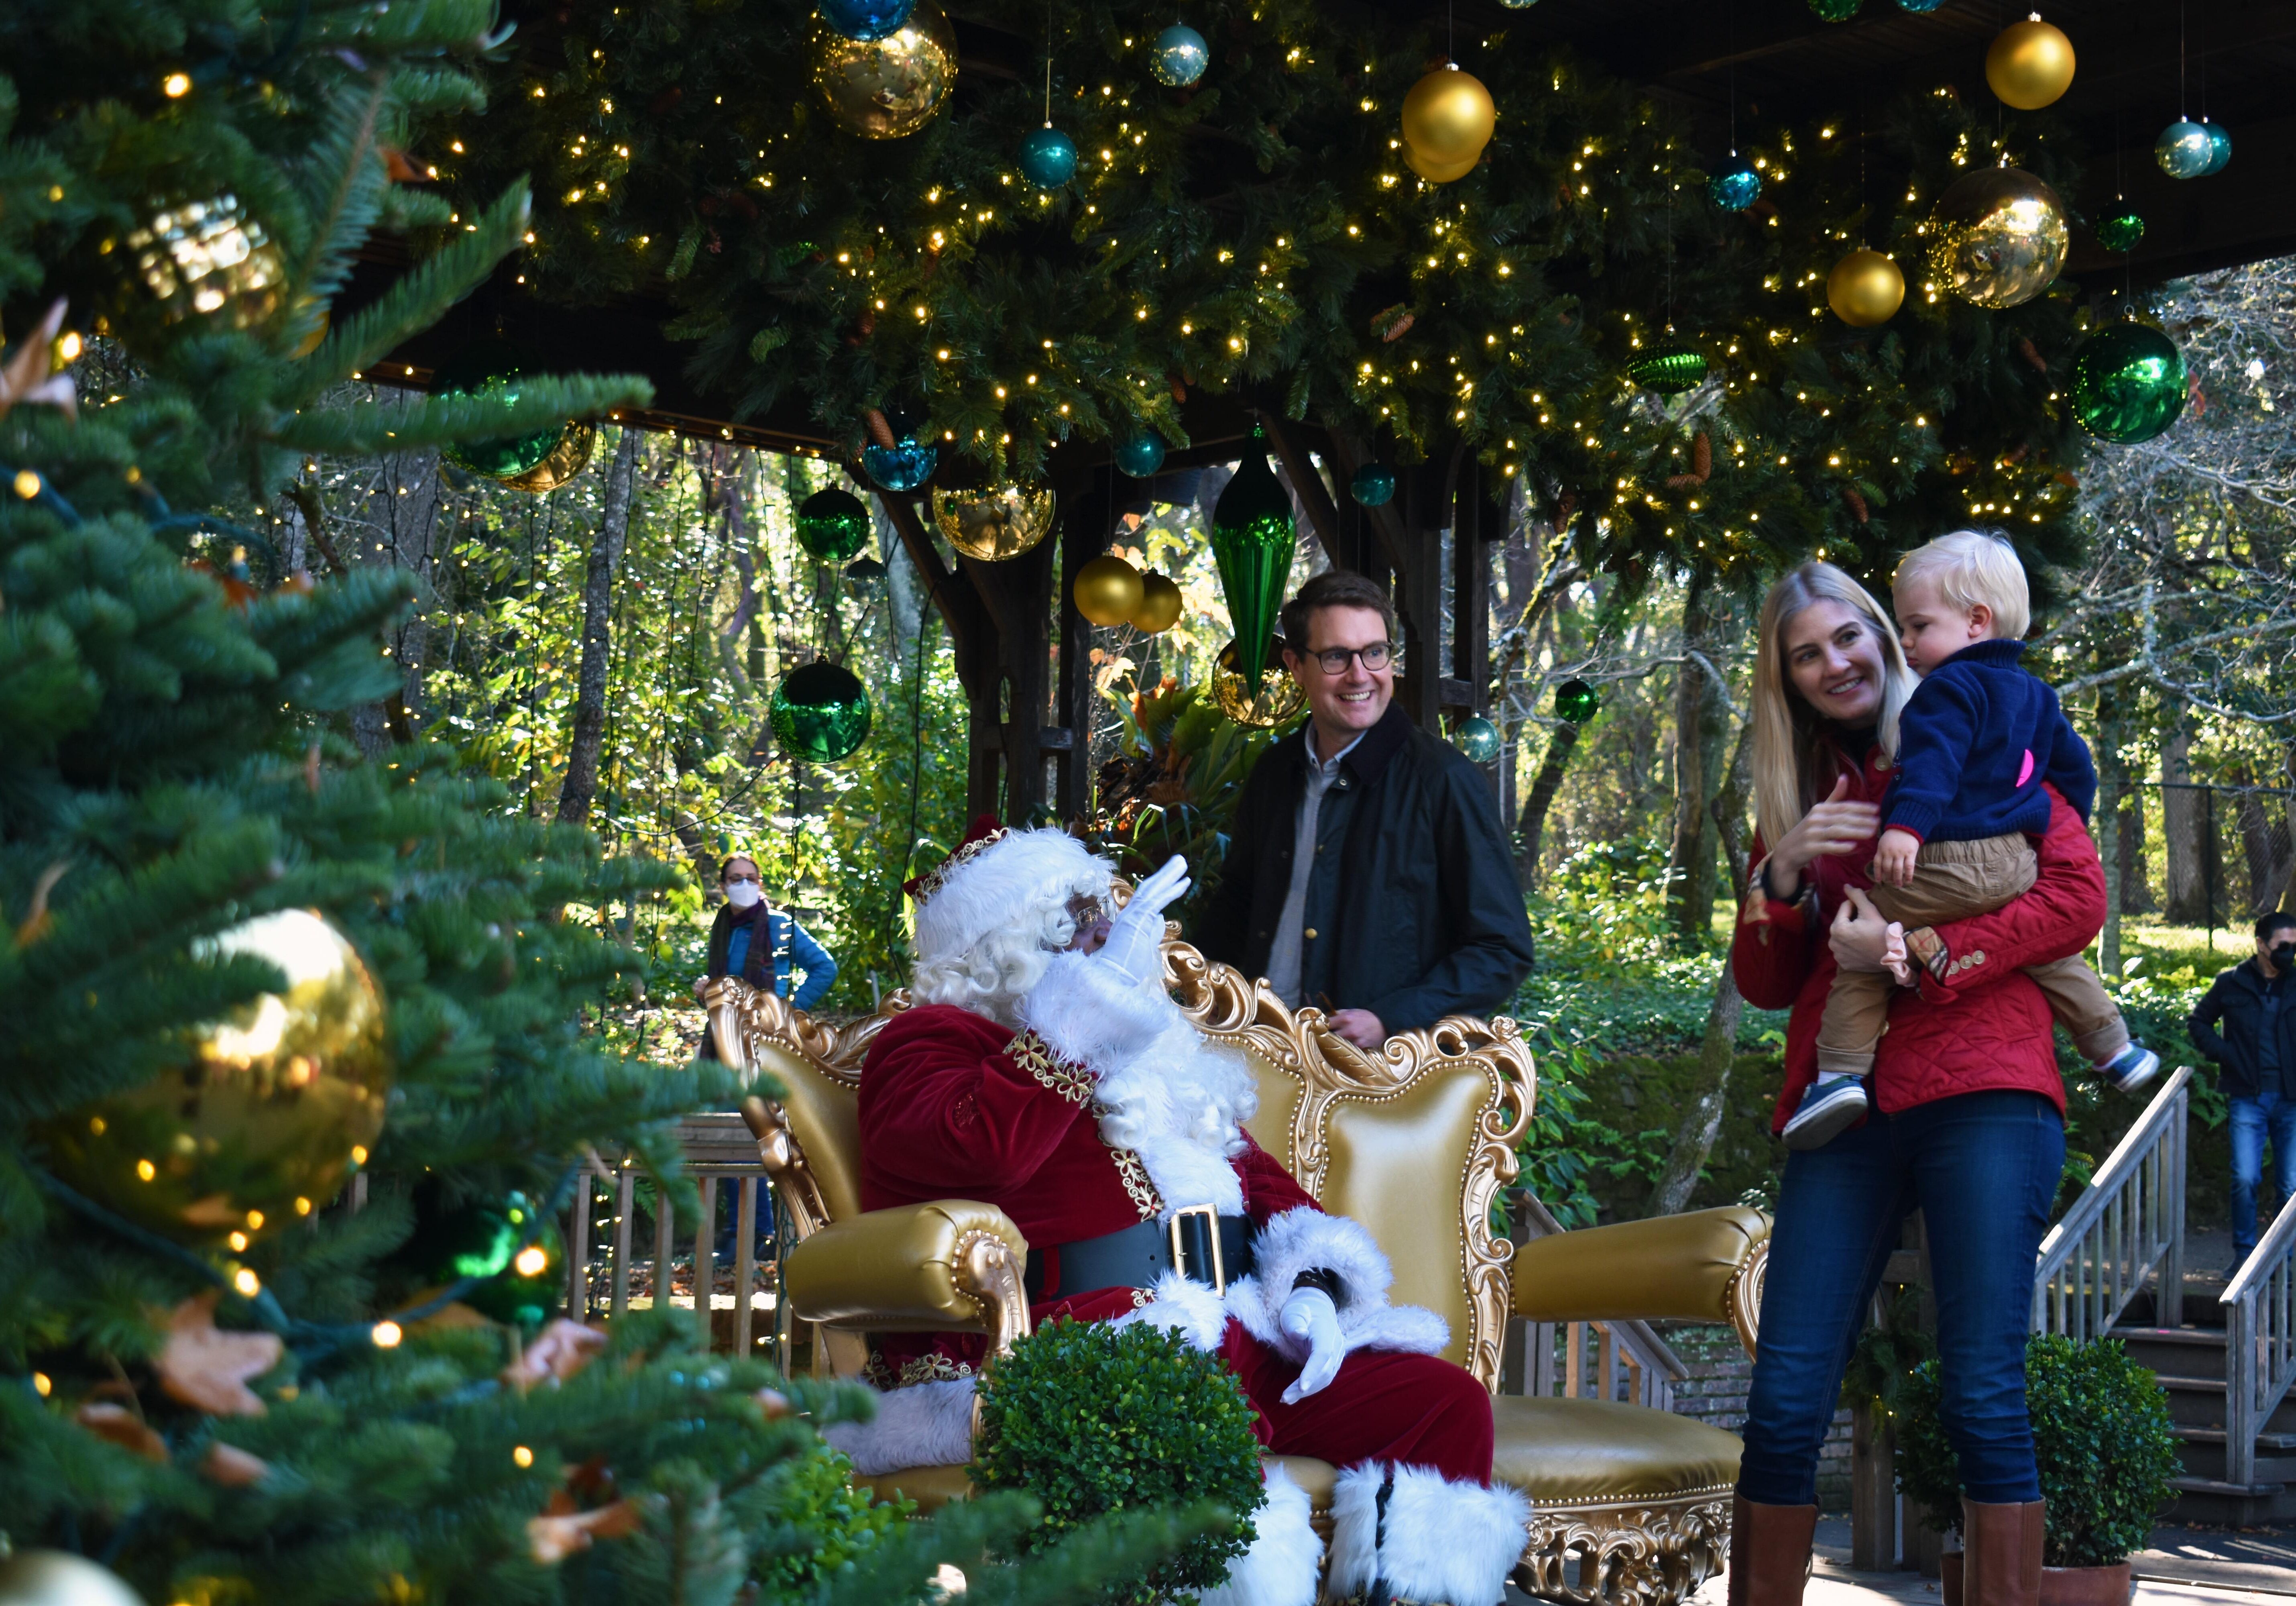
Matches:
[1751,562,1918,850]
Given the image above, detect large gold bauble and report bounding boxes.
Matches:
[0,1550,148,1606]
[1404,143,1480,184]
[1827,249,1907,327]
[1400,65,1496,165]
[811,3,957,139]
[124,194,285,331]
[37,909,390,1248]
[1211,638,1305,729]
[497,423,596,493]
[1925,167,2068,310]
[1131,573,1183,634]
[1074,554,1145,626]
[1986,17,2076,111]
[932,483,1057,561]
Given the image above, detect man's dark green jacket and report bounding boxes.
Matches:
[1193,702,1535,1031]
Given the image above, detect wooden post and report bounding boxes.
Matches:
[1392,456,1452,729]
[611,1165,634,1319]
[1850,1396,1898,1570]
[652,1185,674,1318]
[694,1174,717,1348]
[565,1169,591,1321]
[734,1176,759,1357]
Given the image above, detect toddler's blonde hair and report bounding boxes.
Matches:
[1892,529,2030,640]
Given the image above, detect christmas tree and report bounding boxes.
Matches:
[0,8,1197,1603]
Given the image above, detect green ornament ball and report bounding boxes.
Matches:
[796,487,871,562]
[1809,0,1862,18]
[2069,322,2187,444]
[1209,432,1297,693]
[1627,344,1709,395]
[432,338,564,481]
[770,660,874,762]
[1555,677,1600,724]
[394,1187,565,1328]
[1452,715,1502,762]
[2094,210,2145,254]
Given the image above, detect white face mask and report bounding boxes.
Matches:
[725,880,763,910]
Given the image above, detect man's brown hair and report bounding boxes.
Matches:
[1278,570,1399,656]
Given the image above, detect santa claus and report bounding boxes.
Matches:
[824,818,1529,1606]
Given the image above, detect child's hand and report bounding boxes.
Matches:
[1873,828,1920,887]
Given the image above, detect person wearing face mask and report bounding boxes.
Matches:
[694,855,839,1041]
[2190,911,2296,1274]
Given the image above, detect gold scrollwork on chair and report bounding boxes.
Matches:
[739,1095,832,1241]
[707,976,886,1084]
[1516,1490,1733,1606]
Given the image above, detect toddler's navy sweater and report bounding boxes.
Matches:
[1885,638,2097,842]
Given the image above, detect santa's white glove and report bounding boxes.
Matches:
[1096,855,1191,984]
[1277,1286,1345,1404]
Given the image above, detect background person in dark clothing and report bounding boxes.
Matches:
[1194,571,1535,1049]
[2190,911,2296,1271]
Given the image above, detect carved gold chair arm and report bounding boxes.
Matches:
[1511,1205,1771,1359]
[782,1200,1032,1356]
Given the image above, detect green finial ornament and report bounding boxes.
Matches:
[1210,428,1296,692]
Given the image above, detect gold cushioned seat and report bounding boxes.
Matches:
[718,943,1770,1606]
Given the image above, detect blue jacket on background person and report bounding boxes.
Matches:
[699,855,837,1013]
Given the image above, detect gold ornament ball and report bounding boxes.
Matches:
[1986,16,2076,111]
[1925,166,2069,310]
[811,3,957,139]
[36,909,391,1249]
[1400,65,1496,166]
[1130,573,1183,634]
[1827,249,1906,326]
[1404,143,1480,184]
[124,193,285,333]
[1074,554,1146,626]
[1211,638,1306,729]
[0,1551,148,1606]
[932,483,1058,562]
[497,423,596,493]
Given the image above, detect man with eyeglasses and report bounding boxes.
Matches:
[1197,571,1534,1050]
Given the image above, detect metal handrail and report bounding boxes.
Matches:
[2221,1190,2296,1487]
[2031,1066,2190,1339]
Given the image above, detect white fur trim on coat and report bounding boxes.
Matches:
[1109,1270,1234,1353]
[818,1377,975,1475]
[1225,1206,1450,1361]
[1328,1462,1532,1606]
[1197,1464,1323,1606]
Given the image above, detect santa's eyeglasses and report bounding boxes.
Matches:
[1067,894,1107,929]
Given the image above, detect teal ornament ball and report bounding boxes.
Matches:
[432,339,563,481]
[1897,0,1945,10]
[770,660,874,762]
[1350,463,1396,507]
[864,436,937,491]
[1708,158,1762,212]
[2069,322,2187,444]
[1115,432,1167,477]
[2156,120,2213,178]
[1152,24,1209,87]
[2095,210,2145,253]
[1018,125,1078,188]
[796,487,871,561]
[1452,715,1502,762]
[818,0,916,40]
[1555,677,1600,724]
[1210,432,1297,693]
[1628,344,1709,395]
[2201,120,2233,175]
[1810,0,1862,18]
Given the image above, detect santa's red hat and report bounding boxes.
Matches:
[906,814,1107,968]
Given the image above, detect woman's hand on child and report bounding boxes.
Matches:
[1766,775,1882,897]
[1871,828,1920,887]
[1829,887,1905,974]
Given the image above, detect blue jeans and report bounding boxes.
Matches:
[1738,1090,2065,1507]
[2230,1091,2296,1260]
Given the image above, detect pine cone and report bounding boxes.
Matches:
[2018,336,2048,373]
[864,408,896,448]
[1842,485,1870,524]
[1694,430,1712,480]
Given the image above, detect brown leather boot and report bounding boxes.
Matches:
[1728,1493,1818,1606]
[1962,1499,2045,1606]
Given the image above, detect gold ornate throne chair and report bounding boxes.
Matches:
[708,944,1770,1606]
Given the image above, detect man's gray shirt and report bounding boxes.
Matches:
[1265,726,1363,1008]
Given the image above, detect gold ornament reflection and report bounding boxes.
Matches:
[1211,638,1306,729]
[811,4,957,140]
[498,424,596,493]
[932,483,1057,561]
[1925,167,2068,310]
[37,909,391,1247]
[124,194,285,329]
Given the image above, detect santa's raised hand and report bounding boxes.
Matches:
[1095,854,1191,984]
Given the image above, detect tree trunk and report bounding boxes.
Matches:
[1650,950,1745,1216]
[1514,721,1581,887]
[1666,573,1732,944]
[556,428,641,826]
[2161,724,2214,927]
[2120,785,2153,915]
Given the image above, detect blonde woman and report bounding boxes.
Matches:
[1726,563,2105,1606]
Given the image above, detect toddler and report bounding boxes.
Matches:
[1785,530,2158,1149]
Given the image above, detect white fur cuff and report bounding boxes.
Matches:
[1329,1463,1532,1606]
[818,1377,975,1475]
[1110,1270,1233,1353]
[1197,1464,1323,1606]
[1227,1207,1449,1361]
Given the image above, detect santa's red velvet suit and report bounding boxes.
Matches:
[826,821,1529,1606]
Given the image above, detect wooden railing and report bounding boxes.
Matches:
[2031,1066,2190,1339]
[1507,1190,1689,1412]
[2223,1190,2296,1487]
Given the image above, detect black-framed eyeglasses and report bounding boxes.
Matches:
[1301,642,1394,675]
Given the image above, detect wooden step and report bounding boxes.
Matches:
[2108,1325,2229,1381]
[2170,1427,2296,1485]
[2163,1475,2296,1528]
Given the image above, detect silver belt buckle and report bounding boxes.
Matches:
[1168,1203,1226,1293]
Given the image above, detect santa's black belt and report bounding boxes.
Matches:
[1023,1207,1255,1301]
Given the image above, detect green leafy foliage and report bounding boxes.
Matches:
[1895,1335,2180,1565]
[973,1318,1265,1606]
[751,1439,913,1592]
